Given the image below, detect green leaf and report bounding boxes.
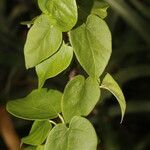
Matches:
[24,146,36,150]
[38,0,48,14]
[36,43,73,88]
[7,89,62,120]
[36,145,44,150]
[24,14,62,68]
[92,0,109,19]
[69,15,111,78]
[62,75,100,122]
[23,145,44,150]
[46,0,78,32]
[45,116,97,150]
[100,73,126,122]
[22,120,52,145]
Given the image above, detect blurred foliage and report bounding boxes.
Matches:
[0,0,150,149]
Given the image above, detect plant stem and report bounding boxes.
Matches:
[49,120,57,126]
[58,114,65,124]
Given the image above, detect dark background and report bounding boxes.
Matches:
[0,0,150,149]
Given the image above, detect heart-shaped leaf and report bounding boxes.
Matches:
[24,14,62,68]
[22,120,52,145]
[69,14,111,78]
[101,73,126,122]
[7,89,62,120]
[46,0,78,32]
[36,43,73,88]
[45,116,97,150]
[62,75,100,122]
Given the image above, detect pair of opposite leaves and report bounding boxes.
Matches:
[7,74,125,122]
[7,74,125,149]
[25,0,111,88]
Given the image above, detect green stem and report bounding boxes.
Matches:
[58,114,65,124]
[49,120,57,126]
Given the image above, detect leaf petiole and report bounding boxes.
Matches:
[58,113,65,124]
[49,120,57,126]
